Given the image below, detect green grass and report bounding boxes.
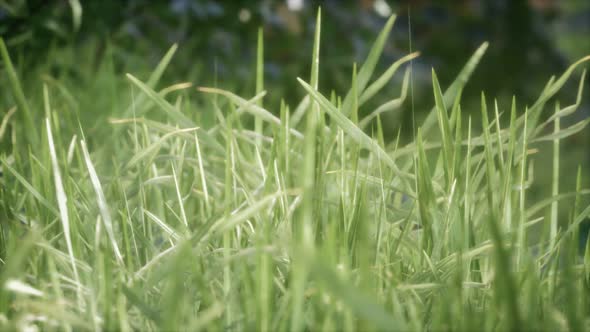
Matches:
[2,10,590,331]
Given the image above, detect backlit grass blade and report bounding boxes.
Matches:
[81,139,124,266]
[432,69,454,187]
[421,42,489,135]
[122,44,178,117]
[359,67,411,129]
[481,93,521,331]
[542,69,586,126]
[198,87,303,139]
[532,117,590,142]
[109,116,224,154]
[126,73,195,127]
[44,86,82,306]
[144,209,182,241]
[521,55,590,139]
[291,9,322,332]
[415,129,434,255]
[341,15,397,116]
[550,103,560,248]
[359,51,419,105]
[255,27,264,145]
[197,191,281,244]
[1,159,59,216]
[290,95,310,128]
[297,77,413,182]
[126,127,198,169]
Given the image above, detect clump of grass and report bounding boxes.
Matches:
[1,9,590,332]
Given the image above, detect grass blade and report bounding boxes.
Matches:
[44,86,82,306]
[81,139,124,266]
[297,77,413,182]
[126,73,195,127]
[341,15,397,116]
[0,38,38,145]
[421,42,489,135]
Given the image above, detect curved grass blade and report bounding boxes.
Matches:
[126,73,195,127]
[198,87,303,139]
[122,44,178,116]
[298,77,413,181]
[359,51,419,105]
[81,139,124,266]
[421,42,489,135]
[359,67,411,129]
[44,86,82,306]
[341,15,397,116]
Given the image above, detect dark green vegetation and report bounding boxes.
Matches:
[1,7,590,332]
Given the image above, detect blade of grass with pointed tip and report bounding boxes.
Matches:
[298,78,413,185]
[359,67,411,129]
[416,129,434,255]
[290,95,310,128]
[521,55,590,140]
[421,42,489,135]
[44,86,82,306]
[432,69,454,187]
[1,158,59,216]
[122,44,178,114]
[144,209,182,241]
[542,70,586,126]
[110,117,224,154]
[255,27,264,145]
[198,87,303,139]
[481,93,522,330]
[341,15,397,116]
[81,139,124,266]
[359,51,419,105]
[0,37,38,145]
[67,0,82,32]
[550,103,560,248]
[532,117,590,142]
[291,9,322,332]
[126,127,198,169]
[126,73,194,127]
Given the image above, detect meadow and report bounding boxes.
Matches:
[1,10,590,331]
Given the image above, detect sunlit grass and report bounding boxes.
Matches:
[1,9,590,331]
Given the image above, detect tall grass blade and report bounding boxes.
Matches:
[297,77,413,183]
[0,38,38,145]
[44,86,82,306]
[81,139,124,266]
[341,15,397,116]
[421,42,489,135]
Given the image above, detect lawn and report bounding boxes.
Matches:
[1,10,590,331]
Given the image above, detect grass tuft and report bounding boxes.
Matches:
[1,9,589,332]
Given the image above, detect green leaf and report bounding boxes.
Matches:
[126,73,195,127]
[359,67,411,129]
[421,42,489,135]
[80,139,124,266]
[0,37,38,145]
[341,15,397,116]
[359,51,419,105]
[297,77,413,182]
[198,87,303,139]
